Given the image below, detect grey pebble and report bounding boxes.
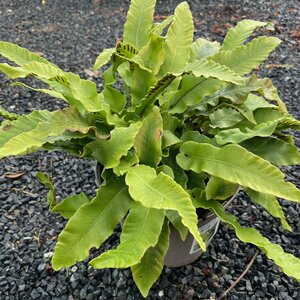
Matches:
[79,286,87,299]
[0,1,299,299]
[30,289,41,300]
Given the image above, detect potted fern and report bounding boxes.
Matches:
[0,0,299,297]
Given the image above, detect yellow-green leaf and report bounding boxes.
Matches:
[190,38,220,61]
[245,189,291,231]
[206,176,239,200]
[52,177,132,269]
[0,41,54,66]
[0,107,93,158]
[12,82,68,102]
[134,106,163,167]
[215,119,278,145]
[221,20,267,51]
[0,63,29,79]
[132,220,170,297]
[123,0,156,49]
[210,36,281,75]
[36,172,57,209]
[241,137,300,166]
[52,193,91,219]
[113,150,139,176]
[93,48,115,70]
[166,210,188,240]
[90,202,165,268]
[125,165,206,250]
[169,75,222,114]
[0,105,19,121]
[177,142,300,203]
[210,107,244,128]
[181,59,244,85]
[159,2,194,75]
[82,122,141,168]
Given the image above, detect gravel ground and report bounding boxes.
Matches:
[0,0,299,299]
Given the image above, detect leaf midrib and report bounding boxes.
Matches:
[135,1,146,49]
[214,37,276,73]
[170,77,205,109]
[186,153,283,188]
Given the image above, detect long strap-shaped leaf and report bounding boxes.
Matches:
[0,41,54,65]
[0,63,29,79]
[21,62,102,112]
[215,119,279,144]
[240,137,300,166]
[191,74,284,112]
[197,199,300,281]
[113,150,139,176]
[168,57,247,115]
[134,106,163,167]
[1,62,101,112]
[123,0,156,49]
[159,2,194,75]
[131,220,170,298]
[52,193,91,219]
[152,15,174,36]
[180,59,244,85]
[12,82,67,102]
[0,110,52,147]
[101,86,126,113]
[125,165,206,250]
[52,177,132,270]
[177,142,300,203]
[0,42,102,112]
[126,35,164,106]
[209,107,244,128]
[0,107,92,158]
[90,202,165,268]
[210,36,281,75]
[221,20,267,51]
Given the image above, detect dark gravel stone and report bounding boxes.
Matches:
[30,289,41,300]
[0,0,299,299]
[79,286,87,299]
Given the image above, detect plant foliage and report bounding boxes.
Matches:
[0,0,299,297]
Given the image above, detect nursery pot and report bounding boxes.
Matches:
[94,162,237,268]
[163,193,236,267]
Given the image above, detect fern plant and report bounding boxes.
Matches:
[1,0,300,296]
